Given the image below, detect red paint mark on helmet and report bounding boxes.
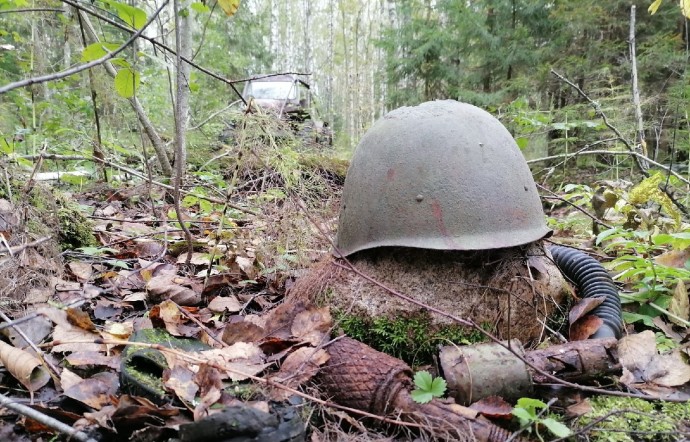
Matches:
[431,200,460,248]
[387,168,396,181]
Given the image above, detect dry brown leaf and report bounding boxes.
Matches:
[568,297,605,324]
[208,296,242,314]
[569,315,604,341]
[65,351,120,370]
[222,320,266,346]
[51,322,105,353]
[290,307,332,348]
[147,273,201,305]
[565,399,593,418]
[619,331,690,393]
[199,342,268,381]
[176,252,209,266]
[270,347,329,400]
[68,262,94,282]
[235,256,256,279]
[468,395,514,419]
[0,340,50,392]
[655,248,690,268]
[60,367,83,391]
[1,314,53,349]
[66,307,98,332]
[64,372,118,410]
[163,365,198,403]
[101,321,133,340]
[669,279,690,327]
[150,300,184,336]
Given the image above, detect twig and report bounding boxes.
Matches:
[0,392,98,442]
[0,236,52,255]
[550,69,689,218]
[527,150,690,187]
[13,153,258,216]
[58,0,245,105]
[174,302,227,347]
[0,0,169,95]
[629,5,649,170]
[0,8,63,14]
[536,183,613,229]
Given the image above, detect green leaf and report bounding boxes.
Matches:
[429,377,447,397]
[515,137,529,150]
[105,0,147,29]
[648,0,663,14]
[413,371,433,390]
[541,418,572,437]
[114,68,140,98]
[81,42,120,62]
[110,58,131,69]
[516,397,546,414]
[511,407,534,426]
[191,2,210,13]
[410,389,433,404]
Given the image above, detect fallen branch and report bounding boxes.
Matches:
[0,392,98,442]
[0,236,52,255]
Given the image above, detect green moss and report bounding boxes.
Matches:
[55,198,97,250]
[334,310,486,366]
[576,396,686,442]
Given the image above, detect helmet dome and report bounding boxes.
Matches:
[335,100,550,256]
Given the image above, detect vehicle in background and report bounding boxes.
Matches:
[222,74,332,146]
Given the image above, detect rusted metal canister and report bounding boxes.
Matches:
[440,339,533,405]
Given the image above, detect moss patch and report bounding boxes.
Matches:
[334,310,486,366]
[576,396,688,442]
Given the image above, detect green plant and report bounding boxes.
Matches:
[512,397,572,440]
[410,371,446,404]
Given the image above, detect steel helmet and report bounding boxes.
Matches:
[335,100,550,256]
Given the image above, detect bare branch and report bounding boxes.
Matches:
[0,393,98,442]
[0,0,169,95]
[58,0,246,105]
[0,8,63,14]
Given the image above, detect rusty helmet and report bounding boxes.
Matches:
[335,100,550,256]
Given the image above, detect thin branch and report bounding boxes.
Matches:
[0,8,63,14]
[0,393,98,442]
[13,153,258,215]
[536,183,613,229]
[0,0,169,95]
[527,150,690,187]
[550,69,647,173]
[58,0,246,105]
[0,236,52,255]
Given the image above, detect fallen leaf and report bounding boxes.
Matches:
[618,331,657,381]
[147,273,201,305]
[199,342,268,381]
[222,320,266,346]
[647,350,690,387]
[64,373,118,410]
[0,341,51,392]
[66,307,98,332]
[669,279,690,327]
[65,351,120,370]
[569,297,605,324]
[1,314,53,349]
[208,296,242,314]
[569,315,603,341]
[565,399,593,418]
[235,255,256,279]
[468,395,513,419]
[51,322,105,353]
[68,262,94,282]
[655,248,690,268]
[163,365,198,403]
[271,347,329,400]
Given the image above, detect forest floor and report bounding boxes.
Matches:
[1,137,690,441]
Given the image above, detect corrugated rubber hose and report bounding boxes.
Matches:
[548,244,624,339]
